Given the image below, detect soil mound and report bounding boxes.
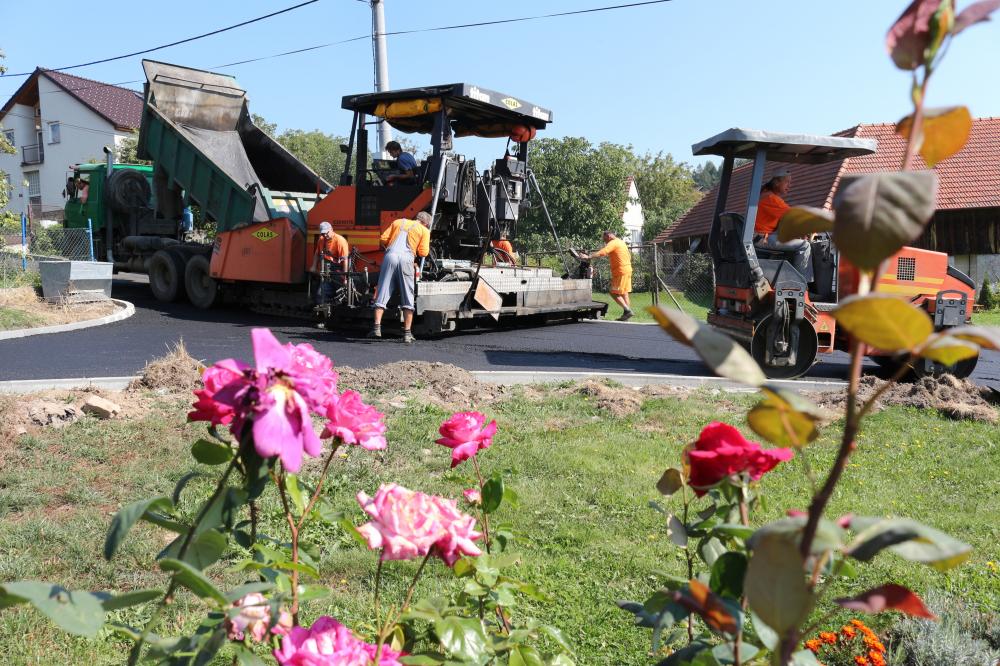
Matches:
[573,380,644,417]
[129,340,203,393]
[337,361,506,410]
[816,374,999,423]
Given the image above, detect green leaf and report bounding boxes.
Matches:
[196,487,248,536]
[698,537,726,567]
[832,294,933,352]
[482,474,504,514]
[286,474,307,515]
[548,655,575,666]
[97,588,163,612]
[399,656,445,666]
[104,495,173,560]
[233,645,268,666]
[748,517,844,555]
[502,485,520,509]
[159,558,227,605]
[192,626,227,666]
[777,207,834,242]
[0,582,106,637]
[650,306,767,386]
[539,623,573,653]
[668,515,688,548]
[748,386,821,448]
[709,552,748,600]
[712,641,760,664]
[744,534,814,634]
[832,171,937,271]
[846,517,972,570]
[710,524,755,541]
[510,645,545,666]
[191,438,235,465]
[655,641,711,666]
[790,649,822,666]
[159,529,227,570]
[749,610,780,651]
[919,336,980,366]
[656,468,685,496]
[223,582,275,603]
[434,616,488,662]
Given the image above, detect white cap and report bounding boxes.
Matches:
[319,221,333,234]
[771,168,791,179]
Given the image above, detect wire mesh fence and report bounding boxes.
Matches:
[520,242,715,320]
[1,225,96,289]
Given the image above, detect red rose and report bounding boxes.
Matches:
[686,422,794,496]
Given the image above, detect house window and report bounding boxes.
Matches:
[48,122,61,144]
[3,129,13,147]
[631,229,642,246]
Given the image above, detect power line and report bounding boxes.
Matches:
[0,0,320,79]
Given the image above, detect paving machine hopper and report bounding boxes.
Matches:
[696,128,978,379]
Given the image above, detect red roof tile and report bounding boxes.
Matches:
[23,69,142,131]
[658,117,1000,243]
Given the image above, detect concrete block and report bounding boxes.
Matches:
[81,395,121,419]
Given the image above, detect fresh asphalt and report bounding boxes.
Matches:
[1,274,998,390]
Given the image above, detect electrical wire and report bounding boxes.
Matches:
[0,0,321,78]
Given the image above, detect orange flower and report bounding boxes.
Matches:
[841,625,858,638]
[805,639,823,653]
[869,650,887,666]
[851,619,866,628]
[854,657,870,666]
[820,631,838,644]
[863,634,886,652]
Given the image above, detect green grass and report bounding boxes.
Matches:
[973,309,1000,327]
[0,389,998,664]
[594,290,710,322]
[0,306,42,331]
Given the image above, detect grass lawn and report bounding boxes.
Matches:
[594,290,709,322]
[0,387,998,664]
[973,309,1000,326]
[0,306,42,331]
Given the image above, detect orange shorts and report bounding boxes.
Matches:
[610,270,632,295]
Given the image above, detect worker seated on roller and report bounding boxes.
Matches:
[385,140,417,185]
[311,221,350,305]
[752,169,813,282]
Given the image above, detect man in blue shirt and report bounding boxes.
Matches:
[385,140,417,185]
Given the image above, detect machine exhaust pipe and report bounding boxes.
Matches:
[103,145,115,263]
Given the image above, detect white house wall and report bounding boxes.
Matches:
[0,102,38,213]
[622,179,645,246]
[0,75,130,219]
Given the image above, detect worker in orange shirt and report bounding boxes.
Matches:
[370,211,432,343]
[753,169,812,281]
[311,221,350,306]
[490,232,517,264]
[581,230,634,321]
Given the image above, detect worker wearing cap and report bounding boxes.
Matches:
[580,230,634,321]
[370,211,432,343]
[311,221,350,305]
[752,169,813,281]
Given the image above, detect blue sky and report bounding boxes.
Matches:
[2,0,998,167]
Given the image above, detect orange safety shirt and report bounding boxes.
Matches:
[754,192,790,236]
[491,239,514,255]
[592,237,632,275]
[380,218,431,257]
[317,232,350,262]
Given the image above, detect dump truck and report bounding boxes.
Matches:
[695,128,978,379]
[64,60,602,331]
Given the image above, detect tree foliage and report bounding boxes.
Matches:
[0,48,17,229]
[114,131,150,165]
[252,114,346,186]
[632,152,702,242]
[692,160,722,191]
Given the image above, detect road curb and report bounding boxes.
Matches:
[584,318,657,326]
[0,370,848,395]
[0,299,135,341]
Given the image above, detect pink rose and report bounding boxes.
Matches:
[322,390,387,450]
[188,328,341,473]
[274,616,403,666]
[462,488,482,505]
[356,483,481,566]
[225,593,291,643]
[685,422,793,496]
[436,412,497,468]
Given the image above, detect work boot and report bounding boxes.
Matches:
[402,330,415,344]
[367,326,382,339]
[618,309,634,322]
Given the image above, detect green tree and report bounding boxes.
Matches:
[692,160,721,191]
[0,48,18,231]
[252,113,277,138]
[114,131,151,165]
[631,151,702,242]
[276,128,348,185]
[523,137,633,241]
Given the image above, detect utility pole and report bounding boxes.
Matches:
[371,0,392,157]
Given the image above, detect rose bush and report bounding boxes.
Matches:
[273,616,404,666]
[686,422,794,496]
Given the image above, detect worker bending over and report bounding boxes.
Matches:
[490,233,517,264]
[370,211,432,343]
[581,230,634,321]
[311,221,350,305]
[753,169,813,281]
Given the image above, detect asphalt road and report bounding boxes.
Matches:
[1,275,998,389]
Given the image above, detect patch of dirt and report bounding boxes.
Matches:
[0,286,118,328]
[572,380,644,417]
[813,374,1000,423]
[337,361,508,411]
[129,339,203,393]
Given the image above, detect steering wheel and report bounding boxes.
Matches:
[367,170,384,186]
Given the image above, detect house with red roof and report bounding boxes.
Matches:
[0,68,142,220]
[657,118,1000,290]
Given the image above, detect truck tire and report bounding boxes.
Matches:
[184,254,219,309]
[149,249,186,302]
[107,168,152,212]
